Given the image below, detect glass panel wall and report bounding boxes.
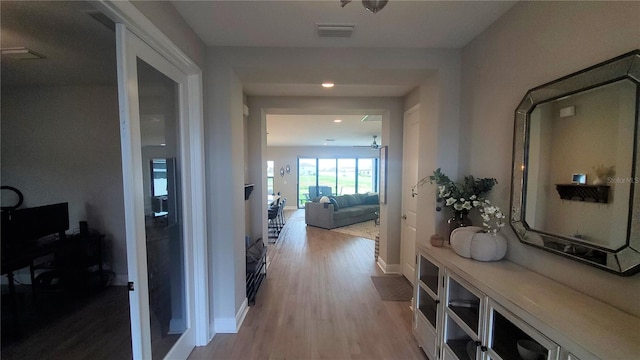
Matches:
[298,157,378,208]
[357,158,375,193]
[298,158,317,207]
[266,161,274,195]
[317,159,337,197]
[337,158,356,195]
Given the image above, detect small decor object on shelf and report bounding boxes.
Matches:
[449,200,507,262]
[592,164,615,185]
[447,211,472,239]
[412,168,497,241]
[285,164,291,174]
[280,166,285,177]
[572,173,587,185]
[430,234,445,247]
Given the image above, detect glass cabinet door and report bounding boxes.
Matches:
[486,301,559,360]
[417,285,438,328]
[444,313,477,360]
[446,275,482,335]
[418,254,440,296]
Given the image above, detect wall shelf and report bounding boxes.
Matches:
[555,184,609,203]
[244,184,254,201]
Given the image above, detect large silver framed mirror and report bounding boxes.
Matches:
[511,50,640,276]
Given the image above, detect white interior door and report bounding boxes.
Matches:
[116,24,196,359]
[401,106,420,283]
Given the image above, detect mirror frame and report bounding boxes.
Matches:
[511,50,640,276]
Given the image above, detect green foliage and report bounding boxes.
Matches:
[412,168,497,214]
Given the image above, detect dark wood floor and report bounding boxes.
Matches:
[2,210,425,359]
[1,285,133,359]
[189,210,426,360]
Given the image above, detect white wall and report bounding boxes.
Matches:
[1,86,127,282]
[205,51,247,333]
[461,0,640,316]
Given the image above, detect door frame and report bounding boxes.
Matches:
[401,104,420,284]
[96,0,209,353]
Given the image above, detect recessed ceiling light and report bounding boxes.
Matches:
[333,119,342,123]
[322,82,335,88]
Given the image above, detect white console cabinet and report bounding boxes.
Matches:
[414,244,640,360]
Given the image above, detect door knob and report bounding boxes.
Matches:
[401,215,407,220]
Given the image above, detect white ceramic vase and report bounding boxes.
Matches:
[470,232,507,261]
[450,226,483,258]
[450,226,507,262]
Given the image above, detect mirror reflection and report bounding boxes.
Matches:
[510,50,640,275]
[525,80,637,249]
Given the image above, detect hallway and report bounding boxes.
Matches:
[189,210,426,359]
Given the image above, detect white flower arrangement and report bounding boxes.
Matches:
[478,200,506,234]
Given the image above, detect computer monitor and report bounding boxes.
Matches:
[2,202,69,243]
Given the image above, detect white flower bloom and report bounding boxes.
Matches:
[486,206,496,214]
[445,197,456,206]
[472,201,480,207]
[453,203,463,211]
[470,195,477,200]
[462,201,472,210]
[460,198,465,202]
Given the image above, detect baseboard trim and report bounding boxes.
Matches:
[213,298,249,333]
[236,298,249,331]
[377,256,401,274]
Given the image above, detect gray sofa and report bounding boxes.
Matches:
[305,193,379,229]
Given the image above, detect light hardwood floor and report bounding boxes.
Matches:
[189,210,427,360]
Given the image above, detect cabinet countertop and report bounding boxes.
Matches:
[417,243,640,360]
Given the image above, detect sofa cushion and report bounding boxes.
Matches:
[333,207,365,219]
[334,195,350,209]
[358,204,380,214]
[344,194,362,207]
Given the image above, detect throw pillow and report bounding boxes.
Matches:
[344,194,361,207]
[364,193,379,204]
[319,196,330,203]
[329,197,339,211]
[334,195,350,209]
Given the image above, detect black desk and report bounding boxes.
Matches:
[2,233,105,335]
[2,233,105,310]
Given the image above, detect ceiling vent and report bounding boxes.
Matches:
[1,47,45,60]
[317,24,355,38]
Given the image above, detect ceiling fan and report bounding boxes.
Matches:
[354,135,380,150]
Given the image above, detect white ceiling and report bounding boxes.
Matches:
[172,1,515,49]
[172,0,515,146]
[0,1,116,87]
[267,113,382,147]
[1,1,517,147]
